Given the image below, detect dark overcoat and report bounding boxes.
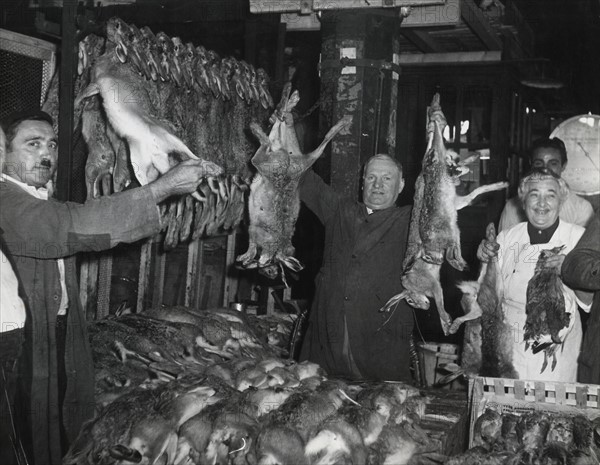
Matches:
[562,213,600,384]
[298,171,414,381]
[0,179,161,465]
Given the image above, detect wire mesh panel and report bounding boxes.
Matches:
[0,28,56,121]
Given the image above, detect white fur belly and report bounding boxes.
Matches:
[439,181,458,222]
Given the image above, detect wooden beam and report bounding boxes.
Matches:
[250,0,444,14]
[401,29,444,53]
[401,0,461,27]
[460,0,503,51]
[397,50,501,64]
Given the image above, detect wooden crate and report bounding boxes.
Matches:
[416,342,460,389]
[468,376,600,448]
[420,389,469,456]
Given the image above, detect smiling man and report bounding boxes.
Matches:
[499,137,593,231]
[297,154,414,382]
[362,155,406,211]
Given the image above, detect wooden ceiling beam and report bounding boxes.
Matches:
[460,0,503,50]
[401,29,444,53]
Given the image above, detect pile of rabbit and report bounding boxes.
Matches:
[66,306,448,465]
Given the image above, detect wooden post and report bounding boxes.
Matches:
[318,11,402,198]
[79,256,98,320]
[137,238,153,312]
[275,22,287,89]
[56,0,77,201]
[185,239,202,307]
[190,239,205,309]
[244,19,258,65]
[96,253,112,319]
[222,233,239,306]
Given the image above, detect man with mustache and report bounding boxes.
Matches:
[0,110,218,465]
[298,154,414,382]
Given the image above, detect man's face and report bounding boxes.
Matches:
[523,178,561,229]
[4,120,58,188]
[531,147,564,175]
[362,158,404,210]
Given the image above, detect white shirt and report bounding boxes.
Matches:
[1,247,27,332]
[497,221,589,381]
[1,174,69,315]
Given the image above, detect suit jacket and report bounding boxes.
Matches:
[298,171,414,381]
[562,213,600,384]
[0,180,162,464]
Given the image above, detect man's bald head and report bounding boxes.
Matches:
[364,154,403,177]
[362,154,405,210]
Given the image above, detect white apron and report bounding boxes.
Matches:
[497,222,587,382]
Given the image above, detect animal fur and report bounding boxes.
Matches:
[81,96,115,198]
[75,18,222,190]
[236,84,352,282]
[382,95,507,335]
[253,425,309,465]
[451,223,517,378]
[305,418,367,465]
[454,281,483,376]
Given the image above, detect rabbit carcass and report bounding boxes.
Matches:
[236,84,351,283]
[381,94,507,335]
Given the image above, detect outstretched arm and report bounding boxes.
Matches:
[0,160,212,259]
[298,170,342,224]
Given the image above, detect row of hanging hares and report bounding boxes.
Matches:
[40,17,275,245]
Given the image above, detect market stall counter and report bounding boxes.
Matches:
[64,306,473,465]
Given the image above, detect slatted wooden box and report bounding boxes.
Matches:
[468,376,600,448]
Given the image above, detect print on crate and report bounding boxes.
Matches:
[381,94,507,336]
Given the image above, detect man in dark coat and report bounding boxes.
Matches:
[562,213,600,384]
[0,110,221,464]
[298,154,414,382]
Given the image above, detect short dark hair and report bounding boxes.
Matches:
[529,137,567,165]
[2,110,54,148]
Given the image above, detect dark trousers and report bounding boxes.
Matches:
[0,328,25,465]
[55,315,69,458]
[16,315,69,465]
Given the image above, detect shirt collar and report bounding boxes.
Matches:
[364,204,398,215]
[527,218,560,245]
[1,173,48,200]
